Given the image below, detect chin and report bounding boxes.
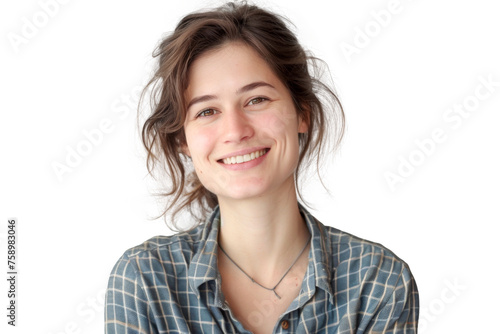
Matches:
[215,182,269,202]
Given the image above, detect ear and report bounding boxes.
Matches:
[297,106,310,134]
[298,117,308,133]
[180,143,191,157]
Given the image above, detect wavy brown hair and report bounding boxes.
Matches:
[140,1,345,231]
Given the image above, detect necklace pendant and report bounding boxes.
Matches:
[219,237,310,302]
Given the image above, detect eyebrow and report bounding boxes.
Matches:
[186,81,276,110]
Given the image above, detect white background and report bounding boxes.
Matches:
[1,0,499,333]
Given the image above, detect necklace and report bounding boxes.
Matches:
[218,237,311,299]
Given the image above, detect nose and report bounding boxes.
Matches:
[221,108,254,144]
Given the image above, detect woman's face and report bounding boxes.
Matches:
[183,42,307,202]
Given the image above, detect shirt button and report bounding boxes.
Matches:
[281,320,289,330]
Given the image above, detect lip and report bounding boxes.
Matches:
[216,146,270,161]
[217,147,270,170]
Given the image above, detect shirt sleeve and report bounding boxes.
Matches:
[105,254,157,334]
[365,264,419,334]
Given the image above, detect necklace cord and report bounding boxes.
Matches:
[218,237,311,299]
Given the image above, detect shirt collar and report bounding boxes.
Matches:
[188,207,222,299]
[299,203,335,304]
[188,204,334,303]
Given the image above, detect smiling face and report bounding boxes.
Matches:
[183,42,308,203]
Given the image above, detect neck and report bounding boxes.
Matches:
[217,179,310,284]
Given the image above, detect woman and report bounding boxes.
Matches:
[105,2,419,333]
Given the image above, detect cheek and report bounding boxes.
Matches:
[259,111,300,143]
[185,127,214,167]
[258,113,287,136]
[259,111,301,172]
[185,127,230,193]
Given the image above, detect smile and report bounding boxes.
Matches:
[221,149,268,165]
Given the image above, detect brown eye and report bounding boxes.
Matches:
[196,108,218,118]
[247,97,268,105]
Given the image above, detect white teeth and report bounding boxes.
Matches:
[222,149,267,165]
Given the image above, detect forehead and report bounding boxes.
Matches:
[185,42,284,98]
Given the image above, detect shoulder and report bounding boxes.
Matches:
[327,224,408,264]
[302,206,413,282]
[126,226,205,258]
[109,224,207,278]
[317,221,415,288]
[318,223,419,329]
[313,221,418,319]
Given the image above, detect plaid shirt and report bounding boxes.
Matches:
[105,205,419,333]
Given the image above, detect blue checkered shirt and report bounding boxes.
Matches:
[105,205,419,333]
